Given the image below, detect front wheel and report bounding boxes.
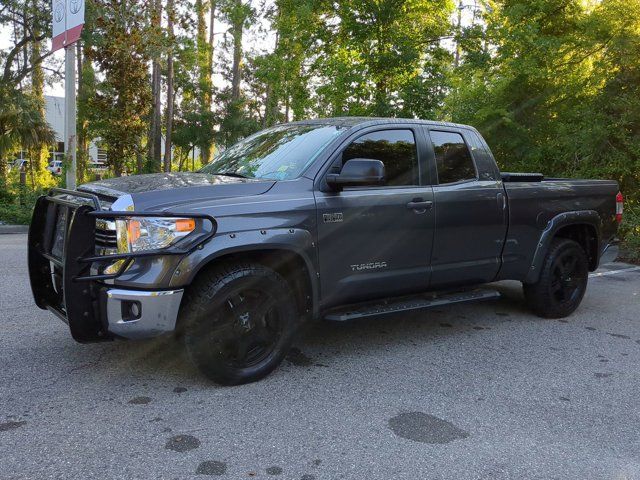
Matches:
[180,262,299,385]
[523,238,589,319]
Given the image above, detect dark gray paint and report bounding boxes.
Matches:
[77,117,619,319]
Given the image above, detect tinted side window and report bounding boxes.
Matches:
[430,130,476,184]
[342,129,418,186]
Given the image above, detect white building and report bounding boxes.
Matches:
[45,95,107,166]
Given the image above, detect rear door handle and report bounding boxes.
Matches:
[497,192,506,210]
[406,200,433,212]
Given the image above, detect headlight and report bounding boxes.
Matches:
[115,217,196,253]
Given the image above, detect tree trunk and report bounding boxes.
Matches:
[136,145,144,174]
[0,159,6,190]
[264,29,279,127]
[196,0,212,163]
[149,0,163,171]
[164,0,175,173]
[208,1,216,80]
[231,6,243,103]
[285,95,290,122]
[30,1,47,182]
[454,0,462,68]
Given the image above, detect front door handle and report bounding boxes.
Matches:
[406,200,433,212]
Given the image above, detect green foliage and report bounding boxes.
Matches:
[0,168,60,224]
[446,0,640,201]
[313,0,454,116]
[0,194,38,225]
[0,86,55,160]
[619,202,640,263]
[86,0,152,176]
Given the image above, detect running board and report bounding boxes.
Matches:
[324,289,501,322]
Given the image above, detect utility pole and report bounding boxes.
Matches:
[64,45,77,189]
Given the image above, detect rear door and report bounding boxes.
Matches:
[315,126,435,308]
[425,127,507,287]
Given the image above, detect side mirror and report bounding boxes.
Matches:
[326,158,386,190]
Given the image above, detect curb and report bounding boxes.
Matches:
[0,225,29,234]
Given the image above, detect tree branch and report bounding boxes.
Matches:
[2,32,49,84]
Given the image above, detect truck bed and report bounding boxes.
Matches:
[498,176,619,281]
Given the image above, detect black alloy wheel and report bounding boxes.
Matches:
[524,238,589,319]
[181,262,299,385]
[215,288,283,368]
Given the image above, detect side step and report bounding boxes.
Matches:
[324,289,501,322]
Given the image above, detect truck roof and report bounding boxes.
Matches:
[286,117,476,131]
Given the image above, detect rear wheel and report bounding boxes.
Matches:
[180,262,298,385]
[523,238,589,319]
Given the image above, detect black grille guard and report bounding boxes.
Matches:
[28,188,216,342]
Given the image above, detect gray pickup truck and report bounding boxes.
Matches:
[28,118,622,384]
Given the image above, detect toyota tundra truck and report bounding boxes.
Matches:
[28,118,622,385]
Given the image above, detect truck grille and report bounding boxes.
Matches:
[95,219,117,254]
[51,207,68,259]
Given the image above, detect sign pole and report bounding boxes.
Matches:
[64,44,77,190]
[54,0,83,189]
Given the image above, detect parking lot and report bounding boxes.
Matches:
[1,232,640,479]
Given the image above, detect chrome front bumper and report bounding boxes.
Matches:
[600,240,620,265]
[106,288,184,340]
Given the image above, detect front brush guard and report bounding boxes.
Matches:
[28,188,216,342]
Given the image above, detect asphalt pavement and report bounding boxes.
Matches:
[1,233,639,480]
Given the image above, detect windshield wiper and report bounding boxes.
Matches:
[210,171,251,179]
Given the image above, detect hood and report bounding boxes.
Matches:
[79,172,276,211]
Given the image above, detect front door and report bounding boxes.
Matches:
[315,127,435,308]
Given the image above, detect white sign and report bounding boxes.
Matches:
[51,0,84,52]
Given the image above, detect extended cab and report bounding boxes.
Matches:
[28,118,622,384]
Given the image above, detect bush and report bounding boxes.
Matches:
[0,187,43,225]
[619,200,640,264]
[0,164,61,225]
[0,200,34,225]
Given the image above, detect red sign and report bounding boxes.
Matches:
[52,0,85,52]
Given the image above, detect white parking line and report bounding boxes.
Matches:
[590,266,640,278]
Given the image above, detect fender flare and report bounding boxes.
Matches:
[170,227,320,317]
[524,210,601,284]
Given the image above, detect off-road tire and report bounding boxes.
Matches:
[523,238,589,319]
[180,262,298,385]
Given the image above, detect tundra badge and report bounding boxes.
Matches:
[351,262,388,272]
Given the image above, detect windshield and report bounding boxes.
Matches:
[201,124,343,180]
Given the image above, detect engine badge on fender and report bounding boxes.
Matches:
[323,212,343,223]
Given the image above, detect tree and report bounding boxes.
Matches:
[27,0,51,187]
[148,0,163,172]
[569,0,640,198]
[0,0,54,188]
[217,0,255,146]
[88,0,152,176]
[252,0,322,126]
[0,85,55,187]
[164,0,176,172]
[313,0,454,116]
[76,39,98,183]
[194,0,214,162]
[0,0,53,88]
